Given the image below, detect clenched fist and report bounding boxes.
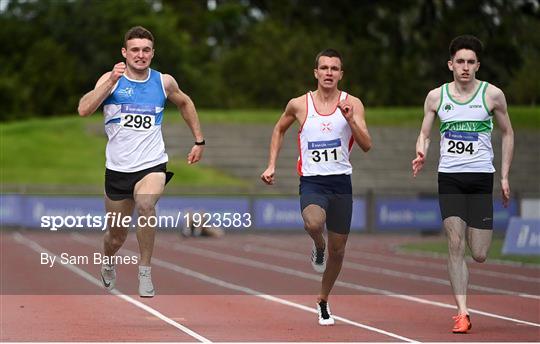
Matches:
[110,62,126,83]
[338,99,354,122]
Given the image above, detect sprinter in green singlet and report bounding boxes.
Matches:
[411,35,514,333]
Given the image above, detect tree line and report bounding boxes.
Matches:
[1,0,538,120]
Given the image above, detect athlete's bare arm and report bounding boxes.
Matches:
[163,74,204,164]
[78,62,126,117]
[412,87,440,177]
[261,96,305,185]
[337,96,371,152]
[487,85,514,207]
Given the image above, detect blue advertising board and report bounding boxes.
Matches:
[253,197,366,231]
[376,198,440,230]
[156,197,251,230]
[157,197,249,216]
[0,195,251,231]
[0,194,519,232]
[23,196,106,230]
[376,197,518,231]
[0,194,24,226]
[502,217,540,255]
[493,201,519,232]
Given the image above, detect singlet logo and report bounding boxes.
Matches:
[117,87,134,100]
[321,122,332,133]
[442,103,454,112]
[469,104,482,108]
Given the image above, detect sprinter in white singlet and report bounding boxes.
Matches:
[261,49,372,326]
[78,26,205,298]
[412,35,514,333]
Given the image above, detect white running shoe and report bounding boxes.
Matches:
[317,300,335,326]
[311,245,326,273]
[138,266,155,298]
[100,263,116,290]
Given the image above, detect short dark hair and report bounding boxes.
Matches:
[315,49,343,69]
[124,26,154,47]
[449,35,483,61]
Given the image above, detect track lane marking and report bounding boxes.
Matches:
[153,237,540,328]
[222,242,539,299]
[12,232,211,343]
[71,233,418,342]
[251,235,540,282]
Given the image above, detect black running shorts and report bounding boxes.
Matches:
[299,174,353,234]
[438,172,494,229]
[105,163,174,201]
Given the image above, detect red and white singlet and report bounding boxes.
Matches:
[297,91,354,176]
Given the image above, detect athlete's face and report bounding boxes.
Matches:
[122,38,154,71]
[448,49,480,83]
[314,56,343,89]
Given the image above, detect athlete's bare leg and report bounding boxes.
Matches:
[103,196,135,257]
[467,227,492,263]
[319,231,348,301]
[302,204,326,250]
[444,216,469,314]
[133,172,166,266]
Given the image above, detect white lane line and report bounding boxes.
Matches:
[204,238,540,283]
[393,246,540,269]
[71,233,418,342]
[155,238,540,328]
[355,251,540,283]
[250,234,540,281]
[230,243,539,299]
[12,232,211,343]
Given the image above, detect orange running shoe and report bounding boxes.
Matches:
[452,314,472,333]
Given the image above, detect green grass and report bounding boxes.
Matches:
[20,106,539,127]
[0,117,245,188]
[400,237,540,265]
[198,109,280,124]
[505,106,540,129]
[190,108,430,126]
[1,106,538,187]
[166,160,246,188]
[362,106,538,127]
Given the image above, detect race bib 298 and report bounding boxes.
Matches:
[119,104,156,131]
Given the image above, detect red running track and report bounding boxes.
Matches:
[1,230,539,342]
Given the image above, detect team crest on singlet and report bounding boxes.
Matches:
[321,122,332,133]
[117,87,134,101]
[442,103,454,112]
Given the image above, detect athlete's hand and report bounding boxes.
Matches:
[187,145,204,164]
[338,100,354,122]
[501,178,511,208]
[110,62,126,83]
[412,152,425,177]
[261,167,275,185]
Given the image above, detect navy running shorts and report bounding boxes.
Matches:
[105,163,174,201]
[438,172,494,229]
[299,174,353,234]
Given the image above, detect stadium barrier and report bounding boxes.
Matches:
[0,194,518,232]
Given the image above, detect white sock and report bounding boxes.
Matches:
[138,265,151,274]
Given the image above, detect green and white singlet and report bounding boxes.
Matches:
[437,81,495,173]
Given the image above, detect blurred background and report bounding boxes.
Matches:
[1,0,539,261]
[1,0,539,116]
